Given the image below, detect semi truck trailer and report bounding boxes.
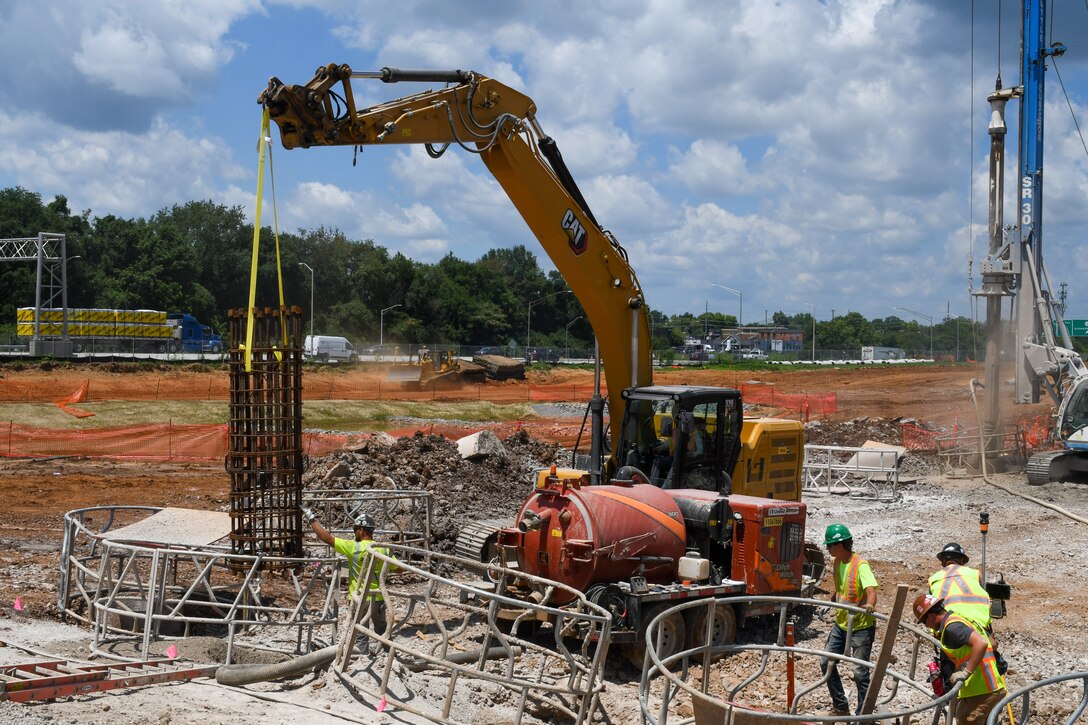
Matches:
[17,307,223,354]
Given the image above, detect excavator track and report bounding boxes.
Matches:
[453,517,513,562]
[1026,451,1064,485]
[1026,449,1088,485]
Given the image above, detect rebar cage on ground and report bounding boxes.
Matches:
[227,306,304,565]
[991,671,1088,724]
[637,595,991,724]
[803,445,901,501]
[59,505,341,662]
[332,543,612,724]
[935,424,1027,479]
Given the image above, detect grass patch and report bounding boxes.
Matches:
[0,399,536,430]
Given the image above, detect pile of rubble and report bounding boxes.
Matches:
[302,429,566,554]
[302,417,942,554]
[805,416,940,478]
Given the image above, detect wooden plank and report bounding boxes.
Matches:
[860,583,909,716]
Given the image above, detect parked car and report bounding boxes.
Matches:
[689,348,715,361]
[528,347,561,364]
[476,346,506,356]
[740,350,768,361]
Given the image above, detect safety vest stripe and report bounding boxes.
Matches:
[937,566,991,605]
[943,614,1002,695]
[845,555,867,603]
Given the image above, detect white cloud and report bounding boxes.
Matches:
[0,111,246,218]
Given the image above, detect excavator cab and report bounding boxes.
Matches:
[618,386,742,493]
[1058,379,1088,449]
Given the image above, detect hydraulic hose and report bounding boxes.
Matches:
[970,379,1088,525]
[214,645,337,686]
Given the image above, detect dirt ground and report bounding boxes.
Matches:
[0,362,1084,722]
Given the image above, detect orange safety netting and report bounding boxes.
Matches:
[901,421,940,451]
[55,381,94,418]
[738,383,837,417]
[0,420,588,461]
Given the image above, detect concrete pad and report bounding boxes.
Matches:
[101,507,231,547]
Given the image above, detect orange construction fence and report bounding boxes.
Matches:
[0,420,591,462]
[0,422,379,461]
[4,378,838,415]
[738,383,838,417]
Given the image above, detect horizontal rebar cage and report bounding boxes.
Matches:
[227,306,304,566]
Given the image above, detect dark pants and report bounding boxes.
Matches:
[821,623,875,714]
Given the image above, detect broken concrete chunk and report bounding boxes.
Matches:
[457,430,506,461]
[323,461,353,480]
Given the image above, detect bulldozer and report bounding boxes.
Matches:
[386,347,486,389]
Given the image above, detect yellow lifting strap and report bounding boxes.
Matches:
[246,108,289,371]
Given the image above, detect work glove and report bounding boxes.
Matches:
[300,506,317,525]
[949,669,970,686]
[863,604,875,615]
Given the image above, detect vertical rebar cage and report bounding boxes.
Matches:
[227,306,304,567]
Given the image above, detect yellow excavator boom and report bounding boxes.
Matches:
[260,65,653,471]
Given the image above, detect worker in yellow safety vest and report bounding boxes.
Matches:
[914,593,1006,724]
[820,523,879,717]
[302,508,397,635]
[928,542,1006,675]
[928,542,991,627]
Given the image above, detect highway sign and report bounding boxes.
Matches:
[1054,319,1088,337]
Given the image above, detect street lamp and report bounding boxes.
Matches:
[564,315,583,360]
[712,284,742,328]
[526,290,572,361]
[298,262,314,345]
[894,306,934,360]
[806,303,816,362]
[380,304,401,361]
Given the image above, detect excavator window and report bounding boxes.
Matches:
[1061,381,1088,437]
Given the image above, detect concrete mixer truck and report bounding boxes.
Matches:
[259,65,815,660]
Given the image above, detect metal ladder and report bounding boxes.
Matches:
[0,658,218,702]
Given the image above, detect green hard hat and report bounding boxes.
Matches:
[824,523,852,545]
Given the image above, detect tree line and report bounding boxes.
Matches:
[0,186,995,358]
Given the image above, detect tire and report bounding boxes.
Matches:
[168,340,181,353]
[684,601,736,664]
[156,342,167,353]
[623,604,686,670]
[210,343,223,354]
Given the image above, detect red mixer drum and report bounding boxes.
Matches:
[510,480,687,599]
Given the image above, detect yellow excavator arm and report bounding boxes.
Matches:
[260,64,653,469]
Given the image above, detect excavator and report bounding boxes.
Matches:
[259,63,803,498]
[260,66,815,654]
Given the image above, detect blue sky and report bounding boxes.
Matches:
[2,1,1088,323]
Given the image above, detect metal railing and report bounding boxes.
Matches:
[333,544,612,724]
[639,595,957,723]
[803,444,902,501]
[59,506,341,663]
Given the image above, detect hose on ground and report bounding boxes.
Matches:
[215,644,337,686]
[970,378,1088,525]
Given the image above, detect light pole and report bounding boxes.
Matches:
[894,306,934,359]
[526,290,572,361]
[805,303,816,362]
[298,262,314,345]
[564,315,583,360]
[712,284,742,329]
[380,304,401,361]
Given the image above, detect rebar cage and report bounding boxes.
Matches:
[227,306,304,565]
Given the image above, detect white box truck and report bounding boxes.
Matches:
[304,335,358,363]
